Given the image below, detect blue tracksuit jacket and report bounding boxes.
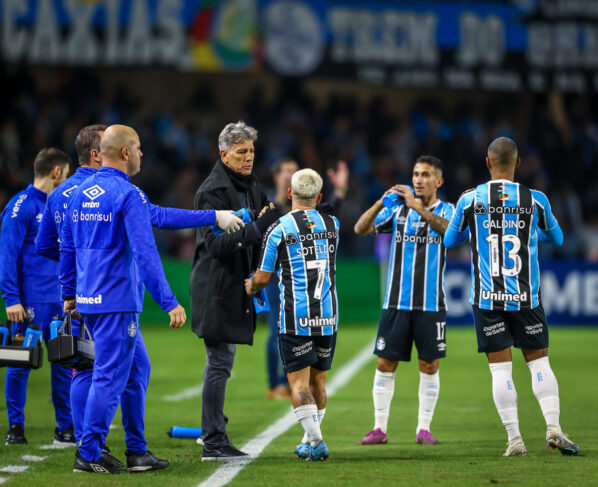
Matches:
[37,166,216,260]
[59,167,180,314]
[1,184,60,306]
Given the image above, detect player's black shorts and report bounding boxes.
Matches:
[473,304,549,353]
[278,333,336,373]
[373,309,447,362]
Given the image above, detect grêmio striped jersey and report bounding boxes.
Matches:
[447,180,561,311]
[374,200,454,312]
[257,209,340,336]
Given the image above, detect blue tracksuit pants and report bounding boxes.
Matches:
[78,312,149,461]
[4,302,72,431]
[70,329,150,452]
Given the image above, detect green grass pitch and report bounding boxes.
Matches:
[0,323,595,486]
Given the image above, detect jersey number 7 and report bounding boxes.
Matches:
[306,259,326,300]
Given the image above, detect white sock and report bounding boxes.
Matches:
[417,371,439,434]
[489,362,521,442]
[302,408,325,444]
[527,357,561,431]
[294,405,322,446]
[373,370,395,433]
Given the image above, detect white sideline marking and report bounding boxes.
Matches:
[163,373,236,402]
[162,383,203,402]
[197,343,374,487]
[39,443,74,450]
[0,466,29,473]
[109,423,118,430]
[22,455,47,462]
[0,478,7,484]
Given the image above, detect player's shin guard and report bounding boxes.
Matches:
[527,357,560,429]
[417,371,439,433]
[373,370,395,434]
[294,405,322,447]
[489,362,521,441]
[302,408,325,444]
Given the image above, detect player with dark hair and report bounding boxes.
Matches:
[444,137,580,457]
[354,155,462,446]
[1,148,72,445]
[246,168,340,461]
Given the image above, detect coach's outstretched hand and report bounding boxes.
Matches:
[215,210,245,234]
[168,304,186,329]
[255,203,282,233]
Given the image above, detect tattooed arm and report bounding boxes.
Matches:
[398,186,449,235]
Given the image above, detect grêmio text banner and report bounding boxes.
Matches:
[2,0,598,91]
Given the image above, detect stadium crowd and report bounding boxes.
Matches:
[0,68,596,260]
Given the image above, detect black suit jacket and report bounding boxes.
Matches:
[190,161,269,345]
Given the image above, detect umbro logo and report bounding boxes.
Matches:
[474,202,486,215]
[90,464,109,473]
[82,185,105,201]
[62,185,78,198]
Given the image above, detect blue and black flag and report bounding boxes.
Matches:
[258,209,340,336]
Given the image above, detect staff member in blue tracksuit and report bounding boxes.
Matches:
[0,148,73,445]
[38,124,241,465]
[60,125,189,473]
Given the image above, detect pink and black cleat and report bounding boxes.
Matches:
[415,430,440,445]
[357,428,388,445]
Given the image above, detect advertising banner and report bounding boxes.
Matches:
[1,0,260,71]
[260,0,598,92]
[446,261,598,325]
[2,0,598,91]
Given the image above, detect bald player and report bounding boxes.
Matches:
[60,125,187,473]
[444,137,580,457]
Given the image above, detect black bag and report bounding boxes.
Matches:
[0,321,44,369]
[47,311,95,370]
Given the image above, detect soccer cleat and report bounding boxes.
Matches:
[126,450,170,472]
[416,429,440,445]
[54,425,76,446]
[503,438,527,457]
[6,424,27,445]
[546,429,580,456]
[307,440,330,461]
[202,444,249,461]
[357,428,388,445]
[294,442,310,459]
[73,451,128,473]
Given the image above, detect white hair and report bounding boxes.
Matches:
[218,121,258,151]
[291,169,323,199]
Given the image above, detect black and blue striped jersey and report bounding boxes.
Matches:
[445,179,563,311]
[374,200,454,312]
[257,209,340,336]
